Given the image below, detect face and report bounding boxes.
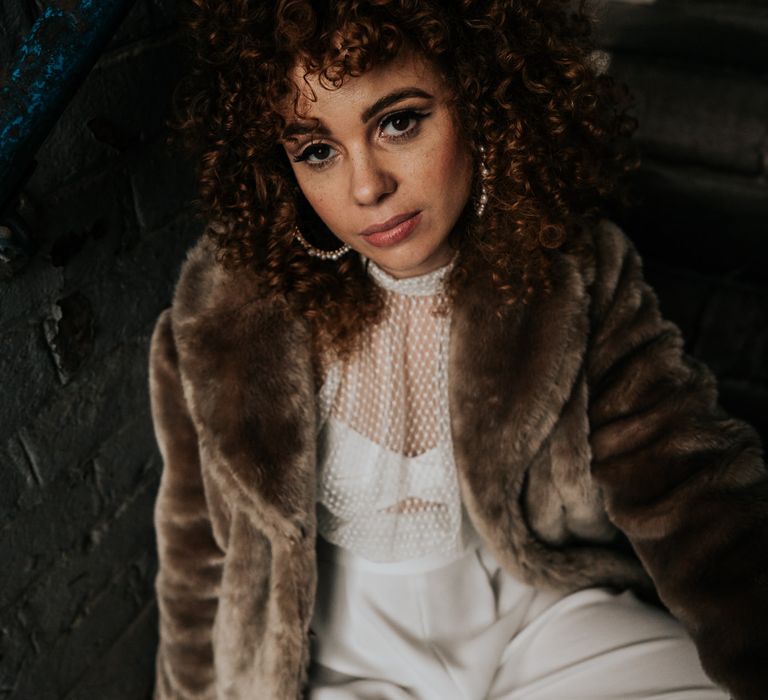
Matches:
[279,49,474,279]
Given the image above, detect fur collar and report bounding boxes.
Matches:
[169,231,605,581]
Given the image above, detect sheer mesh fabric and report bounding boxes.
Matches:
[315,253,473,562]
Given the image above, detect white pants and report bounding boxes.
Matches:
[307,535,728,700]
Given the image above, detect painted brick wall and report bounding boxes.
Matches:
[0,1,196,698]
[0,1,765,699]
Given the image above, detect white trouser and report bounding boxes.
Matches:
[307,535,728,700]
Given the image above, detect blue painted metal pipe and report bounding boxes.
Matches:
[0,0,138,214]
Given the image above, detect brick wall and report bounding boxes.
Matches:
[0,1,196,698]
[0,2,765,699]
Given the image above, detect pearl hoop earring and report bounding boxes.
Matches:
[475,145,489,218]
[292,226,352,261]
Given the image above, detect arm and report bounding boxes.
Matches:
[585,222,768,699]
[149,309,225,700]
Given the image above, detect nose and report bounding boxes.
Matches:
[349,150,396,206]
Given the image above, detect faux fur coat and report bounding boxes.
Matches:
[148,218,767,700]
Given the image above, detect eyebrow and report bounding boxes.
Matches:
[281,87,434,141]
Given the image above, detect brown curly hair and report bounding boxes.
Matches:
[174,0,639,361]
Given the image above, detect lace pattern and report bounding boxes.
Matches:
[315,253,471,562]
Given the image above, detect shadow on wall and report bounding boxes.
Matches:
[0,0,197,698]
[595,0,768,438]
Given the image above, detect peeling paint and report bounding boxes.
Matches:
[42,291,96,385]
[0,0,138,212]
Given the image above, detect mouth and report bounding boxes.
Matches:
[360,211,422,248]
[359,211,420,237]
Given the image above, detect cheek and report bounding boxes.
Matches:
[297,182,357,242]
[421,117,470,178]
[294,174,335,221]
[309,191,340,225]
[427,136,472,203]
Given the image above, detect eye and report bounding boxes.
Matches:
[293,142,337,167]
[379,110,429,140]
[383,114,414,134]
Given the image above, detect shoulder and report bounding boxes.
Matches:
[169,232,264,326]
[565,217,649,322]
[152,229,307,376]
[165,228,295,331]
[569,218,641,286]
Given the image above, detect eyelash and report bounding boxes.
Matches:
[292,109,430,170]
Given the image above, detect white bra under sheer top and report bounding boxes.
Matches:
[315,252,479,562]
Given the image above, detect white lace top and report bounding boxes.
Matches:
[315,252,477,562]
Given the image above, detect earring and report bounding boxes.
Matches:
[475,145,489,218]
[292,226,352,261]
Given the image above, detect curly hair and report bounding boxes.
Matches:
[173,0,639,361]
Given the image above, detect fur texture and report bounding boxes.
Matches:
[149,219,767,699]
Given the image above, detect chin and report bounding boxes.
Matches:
[369,242,451,279]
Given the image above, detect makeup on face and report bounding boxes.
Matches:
[281,50,474,279]
[359,211,422,248]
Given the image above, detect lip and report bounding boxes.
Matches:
[360,211,422,248]
[359,211,419,237]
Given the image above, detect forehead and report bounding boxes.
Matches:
[282,50,445,120]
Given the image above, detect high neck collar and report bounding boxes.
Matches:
[362,252,457,297]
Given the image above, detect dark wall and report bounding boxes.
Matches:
[0,1,765,699]
[594,0,768,438]
[0,1,196,698]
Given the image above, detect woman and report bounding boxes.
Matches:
[149,1,767,698]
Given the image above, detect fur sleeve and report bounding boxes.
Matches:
[585,221,768,700]
[149,309,224,700]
